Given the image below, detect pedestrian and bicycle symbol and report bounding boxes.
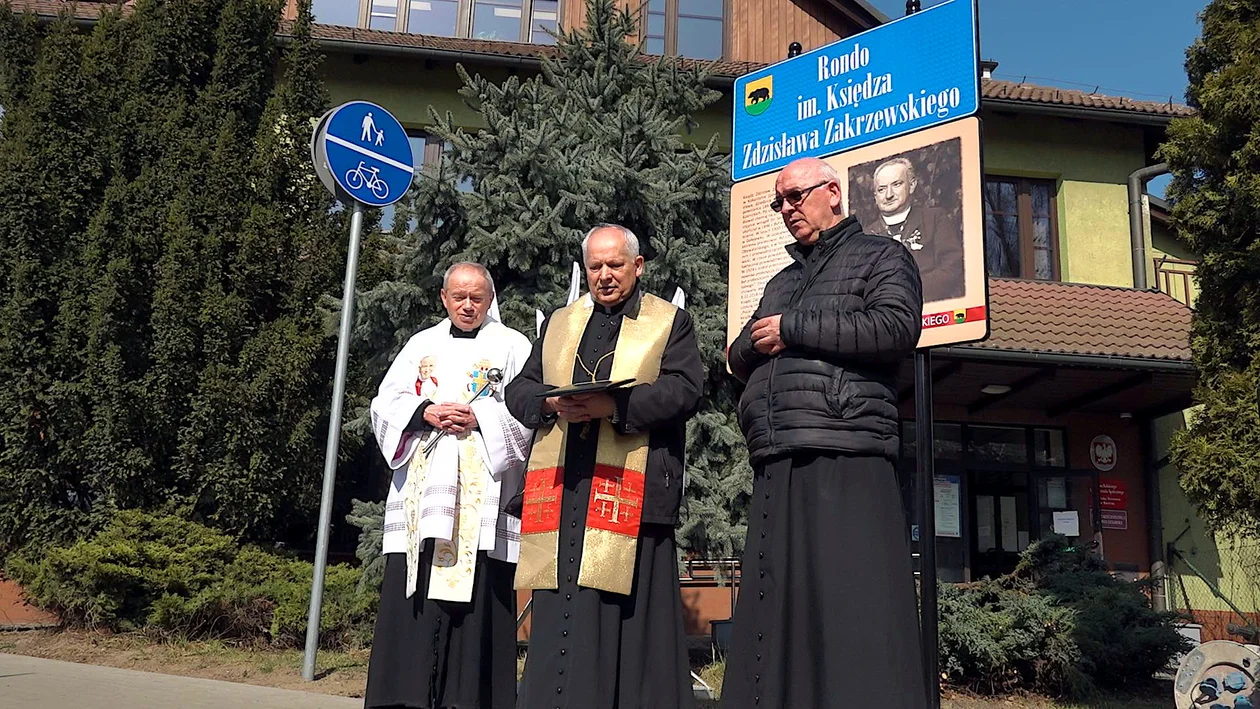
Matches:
[345,161,391,200]
[313,101,414,208]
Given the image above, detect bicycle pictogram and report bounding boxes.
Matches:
[345,161,389,200]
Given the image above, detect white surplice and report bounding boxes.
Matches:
[369,314,533,601]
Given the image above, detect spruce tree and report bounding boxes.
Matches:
[1161,0,1260,534]
[351,0,750,568]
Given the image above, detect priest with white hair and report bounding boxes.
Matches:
[506,224,704,709]
[364,261,533,709]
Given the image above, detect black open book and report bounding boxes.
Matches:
[538,378,636,398]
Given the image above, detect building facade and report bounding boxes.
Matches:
[16,0,1258,643]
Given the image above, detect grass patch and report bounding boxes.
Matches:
[696,657,725,699]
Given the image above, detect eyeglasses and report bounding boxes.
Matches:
[770,181,831,213]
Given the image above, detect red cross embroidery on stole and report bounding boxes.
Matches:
[586,467,645,537]
[521,468,563,534]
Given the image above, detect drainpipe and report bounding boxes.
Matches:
[1128,163,1169,290]
[1142,416,1168,612]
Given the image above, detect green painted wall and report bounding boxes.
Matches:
[1156,413,1260,617]
[319,52,734,151]
[981,112,1148,287]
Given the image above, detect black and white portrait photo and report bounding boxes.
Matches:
[848,138,966,304]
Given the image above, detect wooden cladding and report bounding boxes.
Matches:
[728,0,863,64]
[563,0,867,63]
[292,0,874,64]
[562,0,638,34]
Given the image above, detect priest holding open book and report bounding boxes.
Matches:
[505,223,704,709]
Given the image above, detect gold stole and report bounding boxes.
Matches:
[402,432,485,603]
[514,293,677,596]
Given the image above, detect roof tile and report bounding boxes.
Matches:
[963,278,1193,361]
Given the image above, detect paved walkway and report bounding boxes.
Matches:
[0,653,361,708]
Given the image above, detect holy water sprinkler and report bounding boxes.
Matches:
[422,367,503,456]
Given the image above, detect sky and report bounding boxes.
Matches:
[866,0,1207,194]
[867,0,1203,104]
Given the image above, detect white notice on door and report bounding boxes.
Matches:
[1053,511,1080,537]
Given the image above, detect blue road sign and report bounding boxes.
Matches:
[322,101,414,207]
[731,0,979,182]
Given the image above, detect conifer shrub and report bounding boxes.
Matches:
[937,578,1083,697]
[8,511,376,649]
[1014,536,1189,692]
[937,536,1189,698]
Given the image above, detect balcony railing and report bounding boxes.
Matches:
[1155,256,1197,309]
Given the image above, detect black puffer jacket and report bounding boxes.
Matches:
[729,216,923,465]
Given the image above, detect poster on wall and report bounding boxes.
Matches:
[934,475,961,538]
[726,117,988,351]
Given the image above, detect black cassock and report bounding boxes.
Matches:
[364,549,517,709]
[505,287,703,709]
[719,453,925,709]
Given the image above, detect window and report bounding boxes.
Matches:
[471,0,523,40]
[644,0,666,54]
[369,0,399,30]
[309,0,558,44]
[984,177,1059,280]
[901,422,962,461]
[1033,428,1066,467]
[640,0,725,60]
[529,0,559,44]
[676,0,723,60]
[311,0,361,26]
[967,425,1028,465]
[409,0,460,36]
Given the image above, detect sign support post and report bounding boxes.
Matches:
[905,5,938,706]
[915,349,940,709]
[302,100,414,681]
[302,199,365,681]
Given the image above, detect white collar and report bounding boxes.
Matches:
[882,206,912,225]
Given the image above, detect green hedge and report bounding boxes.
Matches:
[938,536,1190,699]
[7,511,377,649]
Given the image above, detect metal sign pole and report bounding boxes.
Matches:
[915,348,940,709]
[302,199,365,681]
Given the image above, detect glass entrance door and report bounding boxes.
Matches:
[969,469,1031,580]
